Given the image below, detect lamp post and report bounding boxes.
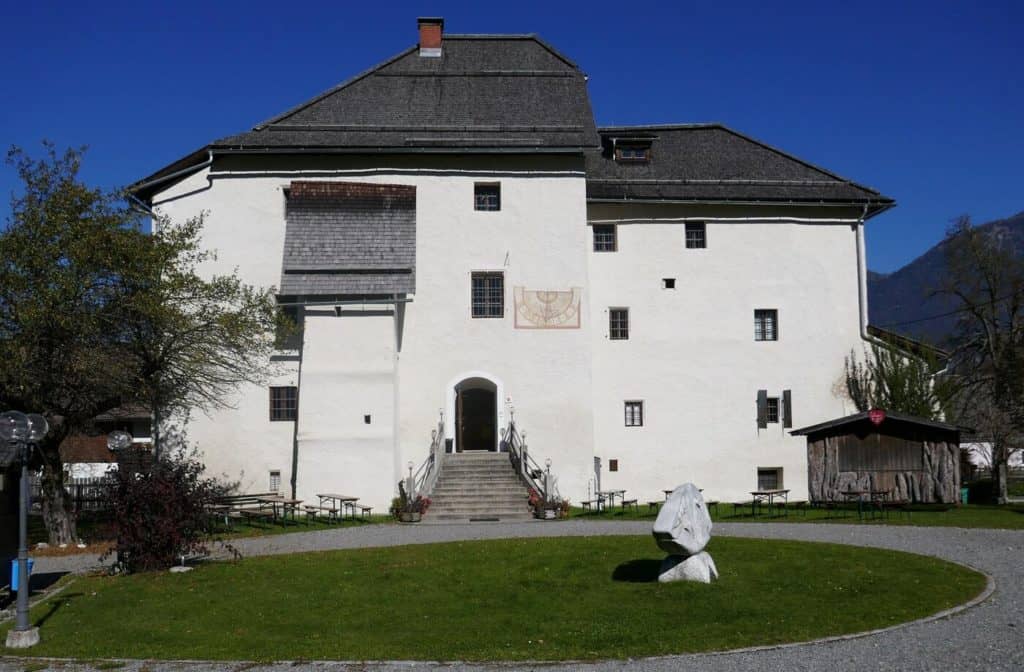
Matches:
[107,430,133,452]
[2,410,47,649]
[544,457,553,503]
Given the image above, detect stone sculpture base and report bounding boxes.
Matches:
[658,551,718,584]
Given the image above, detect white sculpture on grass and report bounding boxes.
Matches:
[652,483,718,583]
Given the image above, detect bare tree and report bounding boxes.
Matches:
[938,216,1024,502]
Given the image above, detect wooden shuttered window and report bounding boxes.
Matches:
[757,389,792,428]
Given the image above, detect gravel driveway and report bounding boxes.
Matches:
[4,520,1022,671]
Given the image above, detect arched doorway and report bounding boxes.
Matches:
[455,377,497,452]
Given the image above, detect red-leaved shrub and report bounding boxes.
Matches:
[103,448,235,573]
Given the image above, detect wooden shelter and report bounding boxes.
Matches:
[791,410,962,504]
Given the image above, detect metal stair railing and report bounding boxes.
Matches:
[502,419,547,502]
[412,411,445,498]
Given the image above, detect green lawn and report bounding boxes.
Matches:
[5,536,985,661]
[573,502,1024,529]
[29,513,393,548]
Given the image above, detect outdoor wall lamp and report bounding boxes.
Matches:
[2,410,48,649]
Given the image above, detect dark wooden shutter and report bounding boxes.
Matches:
[756,389,768,429]
[782,389,792,428]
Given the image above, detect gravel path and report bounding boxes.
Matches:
[4,520,1023,671]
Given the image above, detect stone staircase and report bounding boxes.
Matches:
[425,451,534,522]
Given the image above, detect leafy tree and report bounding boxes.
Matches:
[843,339,955,420]
[937,216,1024,502]
[0,144,281,543]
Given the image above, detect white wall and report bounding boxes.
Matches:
[152,160,871,510]
[586,203,867,504]
[152,159,595,509]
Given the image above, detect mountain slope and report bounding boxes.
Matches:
[868,211,1024,345]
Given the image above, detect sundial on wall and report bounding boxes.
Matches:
[514,287,582,329]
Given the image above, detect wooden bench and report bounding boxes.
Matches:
[212,492,279,527]
[621,498,639,512]
[236,507,274,526]
[581,499,600,512]
[647,501,661,512]
[302,505,339,523]
[731,500,756,516]
[349,503,373,519]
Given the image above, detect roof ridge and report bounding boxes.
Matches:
[598,123,723,130]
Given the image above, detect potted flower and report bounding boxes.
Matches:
[530,489,570,520]
[391,483,430,523]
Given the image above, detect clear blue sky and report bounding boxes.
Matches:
[1,0,1020,272]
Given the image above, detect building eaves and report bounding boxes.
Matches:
[790,410,964,436]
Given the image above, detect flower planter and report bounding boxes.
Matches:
[399,512,421,523]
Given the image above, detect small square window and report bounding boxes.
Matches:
[766,397,780,424]
[593,224,617,252]
[269,470,281,492]
[755,309,778,341]
[269,386,297,421]
[685,222,706,249]
[757,467,783,491]
[662,278,676,289]
[474,183,501,211]
[364,414,372,424]
[615,145,650,162]
[471,272,504,318]
[609,308,629,340]
[624,401,644,427]
[609,459,619,472]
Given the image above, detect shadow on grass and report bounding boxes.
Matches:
[34,591,83,628]
[611,559,662,583]
[0,571,67,611]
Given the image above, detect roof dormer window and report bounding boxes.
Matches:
[614,143,651,163]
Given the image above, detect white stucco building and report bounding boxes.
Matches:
[131,18,894,514]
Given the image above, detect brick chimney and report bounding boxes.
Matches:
[418,17,444,57]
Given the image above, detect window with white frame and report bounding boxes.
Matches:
[471,272,504,318]
[593,224,617,252]
[474,183,501,211]
[269,386,297,421]
[624,400,644,427]
[754,309,778,341]
[609,308,629,340]
[685,222,706,249]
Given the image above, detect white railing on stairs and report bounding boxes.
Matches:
[411,411,445,498]
[503,419,551,502]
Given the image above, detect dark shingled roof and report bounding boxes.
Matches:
[790,410,963,437]
[215,36,598,153]
[280,181,416,296]
[586,125,894,213]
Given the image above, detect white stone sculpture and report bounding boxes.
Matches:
[652,483,718,583]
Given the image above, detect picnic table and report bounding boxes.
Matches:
[597,490,626,511]
[750,489,790,517]
[842,489,892,521]
[256,496,303,525]
[316,493,360,519]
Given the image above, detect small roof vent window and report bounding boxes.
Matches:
[611,138,653,163]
